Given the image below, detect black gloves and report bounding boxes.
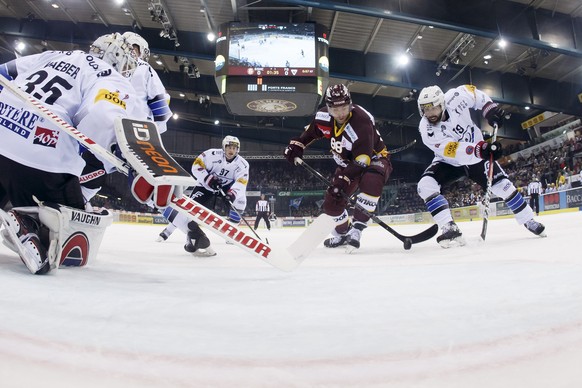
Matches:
[284,138,305,165]
[475,141,503,160]
[483,102,505,128]
[225,189,236,203]
[327,174,351,199]
[204,174,221,191]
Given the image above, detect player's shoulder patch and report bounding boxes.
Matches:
[463,84,476,94]
[94,89,127,109]
[315,111,331,122]
[344,123,358,142]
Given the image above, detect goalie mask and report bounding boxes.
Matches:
[122,31,150,62]
[222,135,240,160]
[90,33,138,78]
[417,85,445,124]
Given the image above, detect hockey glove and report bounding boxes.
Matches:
[225,189,236,203]
[483,102,505,128]
[204,174,221,191]
[284,138,305,165]
[474,141,503,160]
[327,174,351,199]
[129,170,181,208]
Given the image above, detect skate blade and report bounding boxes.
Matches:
[192,247,217,257]
[438,236,466,249]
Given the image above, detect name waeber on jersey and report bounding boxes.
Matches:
[419,85,491,167]
[0,50,138,177]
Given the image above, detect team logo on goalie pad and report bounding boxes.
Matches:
[60,232,90,267]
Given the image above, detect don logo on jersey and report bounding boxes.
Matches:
[94,89,127,109]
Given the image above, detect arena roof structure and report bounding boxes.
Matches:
[1,0,582,147]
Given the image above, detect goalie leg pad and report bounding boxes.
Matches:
[38,202,113,268]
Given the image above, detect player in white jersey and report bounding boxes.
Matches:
[158,136,250,256]
[80,32,172,209]
[123,31,172,134]
[416,85,546,248]
[0,33,178,274]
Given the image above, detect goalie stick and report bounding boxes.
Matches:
[480,123,499,241]
[0,75,336,271]
[297,158,438,249]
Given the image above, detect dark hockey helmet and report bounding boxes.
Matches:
[324,84,352,107]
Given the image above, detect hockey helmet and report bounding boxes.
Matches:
[90,33,138,78]
[122,31,150,61]
[222,135,240,153]
[324,84,351,107]
[417,85,445,117]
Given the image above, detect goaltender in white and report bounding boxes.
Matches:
[0,33,180,274]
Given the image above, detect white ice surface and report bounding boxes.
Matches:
[1,211,581,388]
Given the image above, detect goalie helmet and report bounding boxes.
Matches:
[324,84,351,107]
[222,135,240,153]
[122,31,150,61]
[89,33,138,78]
[417,85,445,117]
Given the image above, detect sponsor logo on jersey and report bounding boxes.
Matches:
[33,126,59,148]
[0,102,41,139]
[317,124,331,138]
[79,169,106,183]
[94,89,127,109]
[315,111,331,122]
[97,69,112,77]
[443,141,459,157]
[465,145,475,155]
[344,123,358,142]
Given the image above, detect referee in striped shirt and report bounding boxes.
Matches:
[527,176,542,216]
[254,194,271,230]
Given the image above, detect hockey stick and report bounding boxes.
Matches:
[0,74,337,271]
[480,123,499,241]
[387,139,416,155]
[296,159,438,249]
[218,189,269,244]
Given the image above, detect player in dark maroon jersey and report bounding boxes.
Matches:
[284,84,392,251]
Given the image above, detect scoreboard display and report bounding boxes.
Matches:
[214,22,330,116]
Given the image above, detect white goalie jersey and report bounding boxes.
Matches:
[0,50,139,176]
[419,84,492,167]
[191,148,250,210]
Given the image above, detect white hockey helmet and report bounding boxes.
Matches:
[222,135,240,153]
[89,33,138,78]
[417,85,445,117]
[122,31,150,61]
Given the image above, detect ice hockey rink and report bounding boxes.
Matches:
[0,210,581,388]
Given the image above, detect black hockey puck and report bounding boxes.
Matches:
[403,238,412,250]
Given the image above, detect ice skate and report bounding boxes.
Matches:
[184,230,216,257]
[524,219,546,237]
[323,229,347,248]
[437,221,466,248]
[156,229,170,242]
[345,223,366,253]
[0,210,50,274]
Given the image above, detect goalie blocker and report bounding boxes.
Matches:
[0,202,112,274]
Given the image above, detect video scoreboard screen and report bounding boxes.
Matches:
[215,22,330,116]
